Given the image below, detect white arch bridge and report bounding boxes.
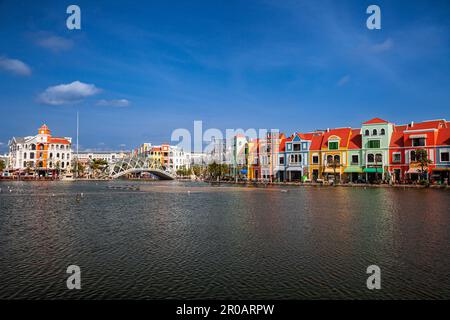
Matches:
[103,156,176,180]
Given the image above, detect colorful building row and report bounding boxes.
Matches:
[233,118,450,184]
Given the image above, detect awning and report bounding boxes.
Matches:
[363,168,383,173]
[286,167,302,171]
[323,168,339,173]
[240,169,248,174]
[432,168,450,171]
[344,166,363,173]
[406,168,420,174]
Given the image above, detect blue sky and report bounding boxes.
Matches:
[0,0,449,152]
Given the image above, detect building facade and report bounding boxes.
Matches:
[361,118,394,182]
[8,124,72,176]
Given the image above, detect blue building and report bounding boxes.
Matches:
[284,133,313,181]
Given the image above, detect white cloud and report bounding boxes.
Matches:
[36,35,73,52]
[96,99,130,107]
[337,75,350,87]
[0,142,4,146]
[370,38,394,53]
[0,56,32,76]
[38,81,101,105]
[119,144,126,147]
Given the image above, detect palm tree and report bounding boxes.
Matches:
[415,149,432,181]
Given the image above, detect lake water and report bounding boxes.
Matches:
[0,180,449,299]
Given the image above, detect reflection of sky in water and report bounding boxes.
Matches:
[0,181,449,299]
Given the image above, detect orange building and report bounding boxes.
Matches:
[8,124,72,176]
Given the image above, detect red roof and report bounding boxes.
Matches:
[321,128,352,149]
[404,119,447,131]
[363,117,389,125]
[348,129,362,149]
[309,133,324,151]
[279,138,287,152]
[437,127,450,145]
[297,132,314,140]
[390,125,407,148]
[49,137,70,144]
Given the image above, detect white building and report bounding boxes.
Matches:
[168,146,190,171]
[8,124,72,175]
[76,151,129,164]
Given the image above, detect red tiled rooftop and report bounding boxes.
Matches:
[309,133,324,151]
[404,119,447,131]
[321,128,352,149]
[297,132,314,140]
[437,127,450,145]
[363,117,389,125]
[49,137,70,144]
[390,125,407,148]
[348,129,362,149]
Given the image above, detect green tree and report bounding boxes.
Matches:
[176,166,191,177]
[327,156,341,184]
[0,159,5,172]
[72,160,85,177]
[55,161,61,177]
[415,149,432,181]
[191,164,203,177]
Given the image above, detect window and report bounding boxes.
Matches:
[31,144,36,150]
[351,155,359,164]
[365,130,370,136]
[23,152,27,159]
[393,153,401,163]
[279,156,284,165]
[441,151,450,162]
[368,140,380,149]
[410,150,416,162]
[293,144,301,151]
[373,129,378,136]
[334,155,340,164]
[380,129,385,135]
[327,155,333,163]
[312,155,319,164]
[367,154,375,163]
[375,154,383,163]
[30,152,35,159]
[329,141,339,150]
[412,138,425,147]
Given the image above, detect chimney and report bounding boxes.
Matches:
[410,121,414,128]
[327,128,330,132]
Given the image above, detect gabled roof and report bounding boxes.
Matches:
[309,133,324,151]
[297,132,314,140]
[436,126,450,145]
[348,129,362,150]
[363,117,389,125]
[390,125,407,148]
[321,128,352,149]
